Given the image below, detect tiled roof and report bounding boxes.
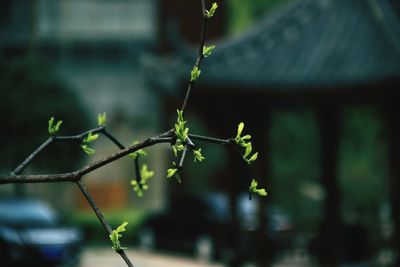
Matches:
[178,0,400,90]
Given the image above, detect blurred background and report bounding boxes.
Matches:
[1,0,400,266]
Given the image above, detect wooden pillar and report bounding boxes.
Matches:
[383,104,400,266]
[315,104,342,266]
[251,110,273,266]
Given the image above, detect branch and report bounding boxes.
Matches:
[180,0,208,113]
[76,181,134,267]
[0,133,173,184]
[10,126,105,176]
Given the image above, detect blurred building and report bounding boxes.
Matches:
[149,0,400,265]
[0,0,167,211]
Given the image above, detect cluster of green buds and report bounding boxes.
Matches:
[167,110,205,182]
[235,122,258,164]
[48,117,62,135]
[128,141,154,197]
[81,131,99,155]
[109,221,128,251]
[205,2,218,19]
[234,122,267,197]
[97,112,107,127]
[249,179,267,197]
[189,3,218,83]
[80,112,106,155]
[131,164,154,197]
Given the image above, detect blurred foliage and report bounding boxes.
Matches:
[65,209,147,245]
[228,0,294,35]
[270,109,322,228]
[339,107,388,220]
[269,107,387,229]
[0,57,89,173]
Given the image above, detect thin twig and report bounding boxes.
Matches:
[102,129,125,149]
[0,135,173,184]
[10,126,106,176]
[11,137,54,175]
[76,181,134,267]
[231,144,254,200]
[180,0,208,113]
[189,134,232,145]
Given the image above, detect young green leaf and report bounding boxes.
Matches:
[131,164,154,197]
[167,167,181,183]
[81,145,95,155]
[140,164,154,181]
[203,45,216,57]
[249,179,267,197]
[174,110,189,143]
[83,132,99,143]
[190,66,201,82]
[48,117,63,135]
[247,152,258,163]
[97,112,107,127]
[193,148,205,162]
[205,2,218,18]
[109,221,128,251]
[172,144,185,157]
[243,142,252,159]
[167,168,178,178]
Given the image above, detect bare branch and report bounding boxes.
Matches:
[0,134,173,184]
[76,181,134,267]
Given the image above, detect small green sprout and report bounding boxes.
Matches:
[48,117,62,135]
[203,45,216,57]
[249,179,267,197]
[140,164,154,180]
[129,141,147,159]
[235,122,251,146]
[81,132,99,155]
[205,2,218,18]
[175,110,189,142]
[98,112,107,127]
[172,144,185,157]
[167,168,178,178]
[83,132,99,143]
[190,66,201,82]
[193,148,205,162]
[81,145,95,155]
[234,122,258,164]
[109,221,128,251]
[167,163,181,183]
[131,164,154,197]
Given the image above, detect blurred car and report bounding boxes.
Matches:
[136,192,293,261]
[136,193,230,261]
[0,198,82,267]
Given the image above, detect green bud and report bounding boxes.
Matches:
[203,45,216,57]
[205,2,218,18]
[193,148,205,162]
[190,66,201,82]
[97,112,107,127]
[48,117,63,135]
[83,132,99,143]
[81,145,95,155]
[249,179,267,197]
[109,221,128,251]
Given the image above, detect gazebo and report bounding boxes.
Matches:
[149,0,400,265]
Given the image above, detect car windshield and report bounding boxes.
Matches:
[0,199,59,228]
